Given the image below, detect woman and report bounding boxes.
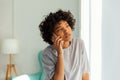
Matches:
[39,9,90,80]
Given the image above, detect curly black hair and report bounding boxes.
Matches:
[39,9,76,45]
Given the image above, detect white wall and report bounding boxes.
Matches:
[0,0,79,75]
[0,0,12,39]
[0,0,13,76]
[102,0,120,80]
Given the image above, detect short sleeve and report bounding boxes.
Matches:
[81,40,90,74]
[42,50,57,80]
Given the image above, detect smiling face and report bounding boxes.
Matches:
[53,20,73,42]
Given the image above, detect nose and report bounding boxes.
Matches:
[64,27,68,33]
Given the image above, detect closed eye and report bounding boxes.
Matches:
[66,24,70,27]
[56,28,62,32]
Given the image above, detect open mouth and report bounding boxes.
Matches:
[65,34,71,38]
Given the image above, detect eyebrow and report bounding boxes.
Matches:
[54,21,68,30]
[54,24,61,30]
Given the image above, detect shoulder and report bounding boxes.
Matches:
[42,45,57,57]
[71,38,86,52]
[42,45,53,54]
[72,38,85,46]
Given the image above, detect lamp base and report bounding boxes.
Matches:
[5,64,17,80]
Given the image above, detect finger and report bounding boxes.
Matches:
[51,36,54,42]
[60,40,64,46]
[53,33,57,37]
[56,38,62,46]
[52,33,57,42]
[54,36,60,45]
[52,33,57,41]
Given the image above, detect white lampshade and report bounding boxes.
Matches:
[1,39,18,54]
[13,74,30,80]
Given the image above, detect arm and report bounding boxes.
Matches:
[52,34,64,80]
[82,73,89,80]
[53,52,64,80]
[81,40,90,80]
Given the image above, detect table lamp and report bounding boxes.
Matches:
[1,39,18,80]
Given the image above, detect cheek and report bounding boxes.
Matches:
[69,28,72,32]
[56,32,64,37]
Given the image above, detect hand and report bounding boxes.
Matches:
[52,33,64,55]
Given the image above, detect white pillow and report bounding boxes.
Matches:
[13,74,30,80]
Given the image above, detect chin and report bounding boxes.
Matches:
[64,37,72,42]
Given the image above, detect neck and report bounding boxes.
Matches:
[63,41,71,49]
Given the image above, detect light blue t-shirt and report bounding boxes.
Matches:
[42,38,90,80]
